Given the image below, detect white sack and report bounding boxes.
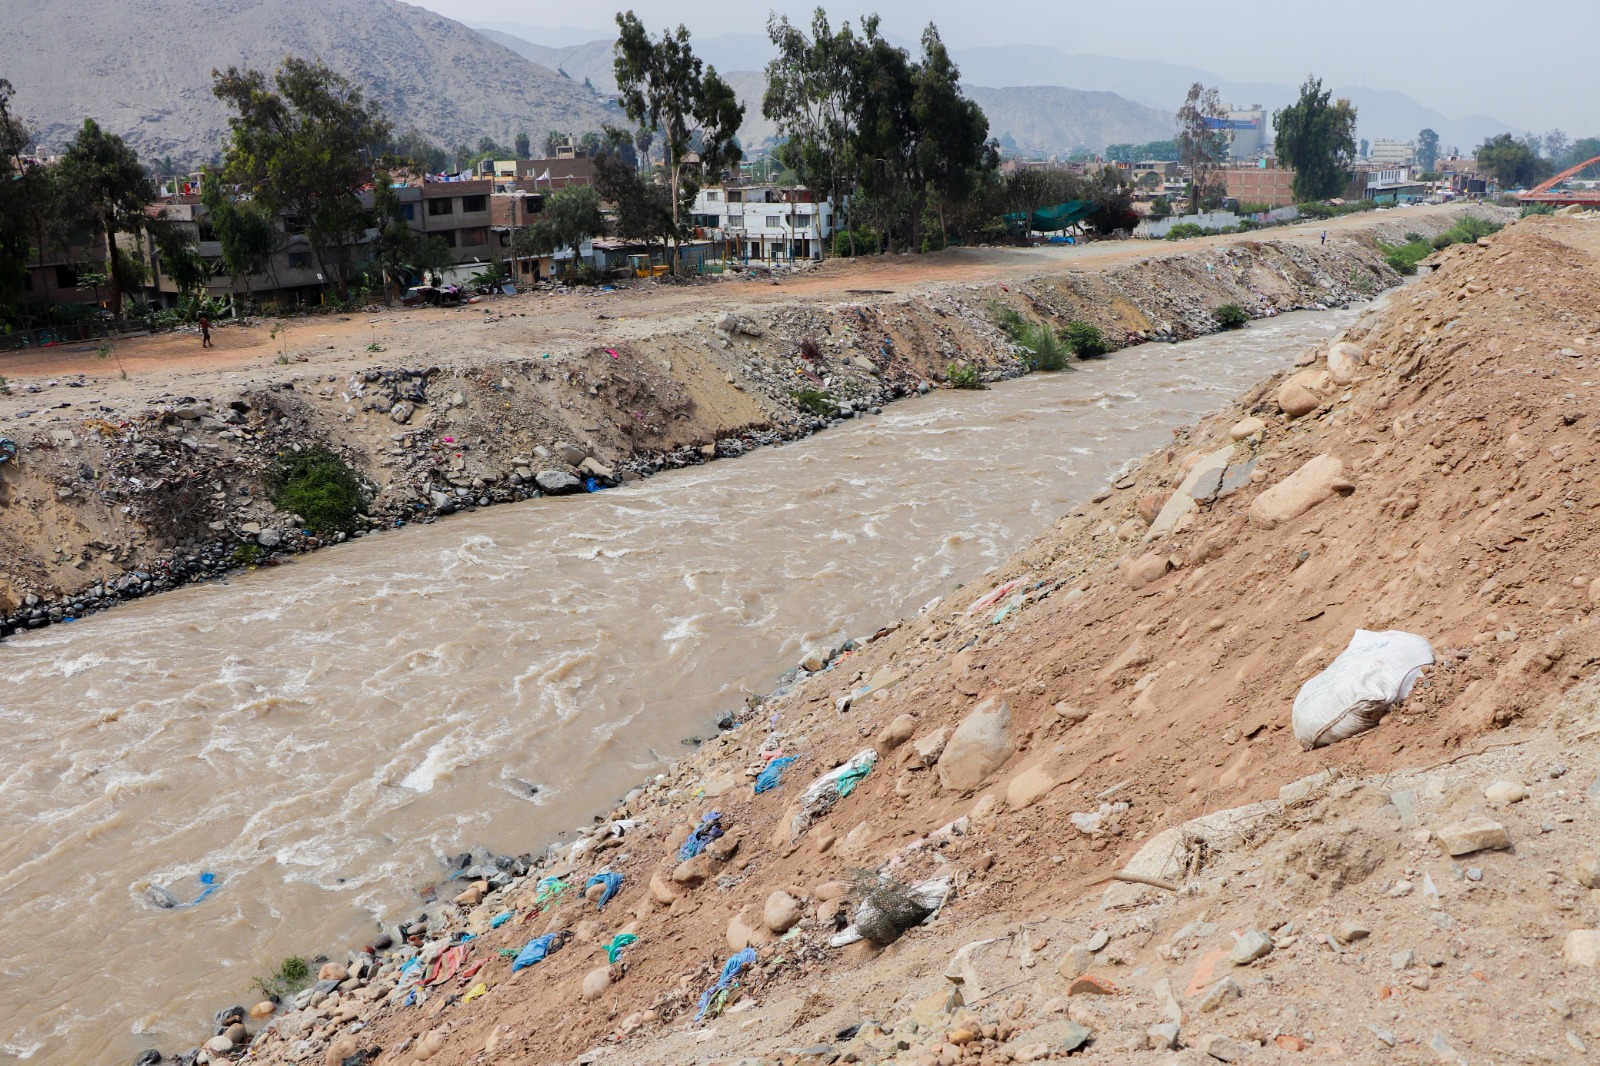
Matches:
[1291,629,1434,750]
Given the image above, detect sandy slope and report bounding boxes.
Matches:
[200,215,1600,1066]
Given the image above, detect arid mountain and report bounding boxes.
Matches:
[0,0,618,163]
[964,85,1174,155]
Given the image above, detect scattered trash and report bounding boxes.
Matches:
[462,981,487,1003]
[679,811,725,860]
[605,932,638,963]
[965,577,1027,616]
[511,931,569,972]
[695,947,758,1021]
[831,874,953,947]
[790,749,878,840]
[1292,630,1434,749]
[489,911,513,929]
[532,876,567,911]
[754,756,798,794]
[0,438,16,465]
[585,871,623,909]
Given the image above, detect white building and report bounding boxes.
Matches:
[689,185,839,262]
[1370,139,1416,167]
[1218,105,1268,161]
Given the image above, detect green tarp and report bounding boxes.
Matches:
[1003,200,1096,231]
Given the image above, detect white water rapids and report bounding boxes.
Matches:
[0,309,1352,1063]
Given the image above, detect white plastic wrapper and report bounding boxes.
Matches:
[1292,630,1434,749]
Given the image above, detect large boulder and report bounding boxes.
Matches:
[1326,342,1365,384]
[555,442,588,466]
[1248,454,1352,529]
[937,697,1016,791]
[1276,370,1327,417]
[535,470,583,495]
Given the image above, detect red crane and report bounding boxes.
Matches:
[1519,156,1600,205]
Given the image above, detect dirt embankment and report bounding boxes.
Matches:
[153,212,1600,1066]
[0,207,1500,638]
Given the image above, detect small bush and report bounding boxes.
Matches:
[1164,222,1208,240]
[1446,214,1504,243]
[1521,203,1556,217]
[1379,238,1433,275]
[946,362,986,390]
[231,542,265,566]
[1020,323,1071,371]
[1061,319,1111,357]
[791,388,834,417]
[269,446,368,535]
[1431,232,1456,251]
[255,954,312,999]
[1214,304,1250,330]
[989,301,1028,341]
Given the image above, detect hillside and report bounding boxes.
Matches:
[965,85,1174,156]
[0,0,617,163]
[952,44,1510,149]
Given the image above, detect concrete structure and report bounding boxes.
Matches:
[1369,139,1416,167]
[1361,167,1427,204]
[1215,105,1268,161]
[489,155,595,189]
[690,185,839,262]
[1223,163,1298,208]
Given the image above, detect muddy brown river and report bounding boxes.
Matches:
[0,308,1352,1063]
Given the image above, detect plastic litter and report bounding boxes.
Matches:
[694,947,758,1021]
[789,749,877,840]
[605,932,638,963]
[0,438,16,465]
[829,874,953,948]
[966,577,1027,616]
[1291,630,1434,749]
[585,871,623,909]
[489,911,513,929]
[754,756,798,794]
[511,931,569,972]
[532,876,567,911]
[678,811,725,860]
[462,981,487,1003]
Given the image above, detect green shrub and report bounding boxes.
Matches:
[1431,232,1456,251]
[1060,319,1111,357]
[1445,214,1503,243]
[1164,222,1207,240]
[231,542,265,566]
[269,446,368,535]
[1379,238,1433,275]
[989,301,1029,342]
[1020,324,1071,371]
[1214,304,1250,330]
[946,362,986,390]
[255,955,312,999]
[791,388,834,417]
[1521,203,1556,217]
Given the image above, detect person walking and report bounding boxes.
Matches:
[199,313,212,349]
[1320,230,1327,245]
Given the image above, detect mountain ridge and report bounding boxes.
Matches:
[0,0,617,162]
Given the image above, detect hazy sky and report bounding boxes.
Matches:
[410,0,1595,134]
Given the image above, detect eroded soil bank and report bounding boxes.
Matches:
[199,211,1600,1066]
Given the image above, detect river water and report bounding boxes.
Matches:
[0,308,1352,1063]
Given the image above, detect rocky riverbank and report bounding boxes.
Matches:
[0,207,1504,640]
[113,207,1600,1066]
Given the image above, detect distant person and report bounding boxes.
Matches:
[199,314,213,348]
[1320,231,1327,245]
